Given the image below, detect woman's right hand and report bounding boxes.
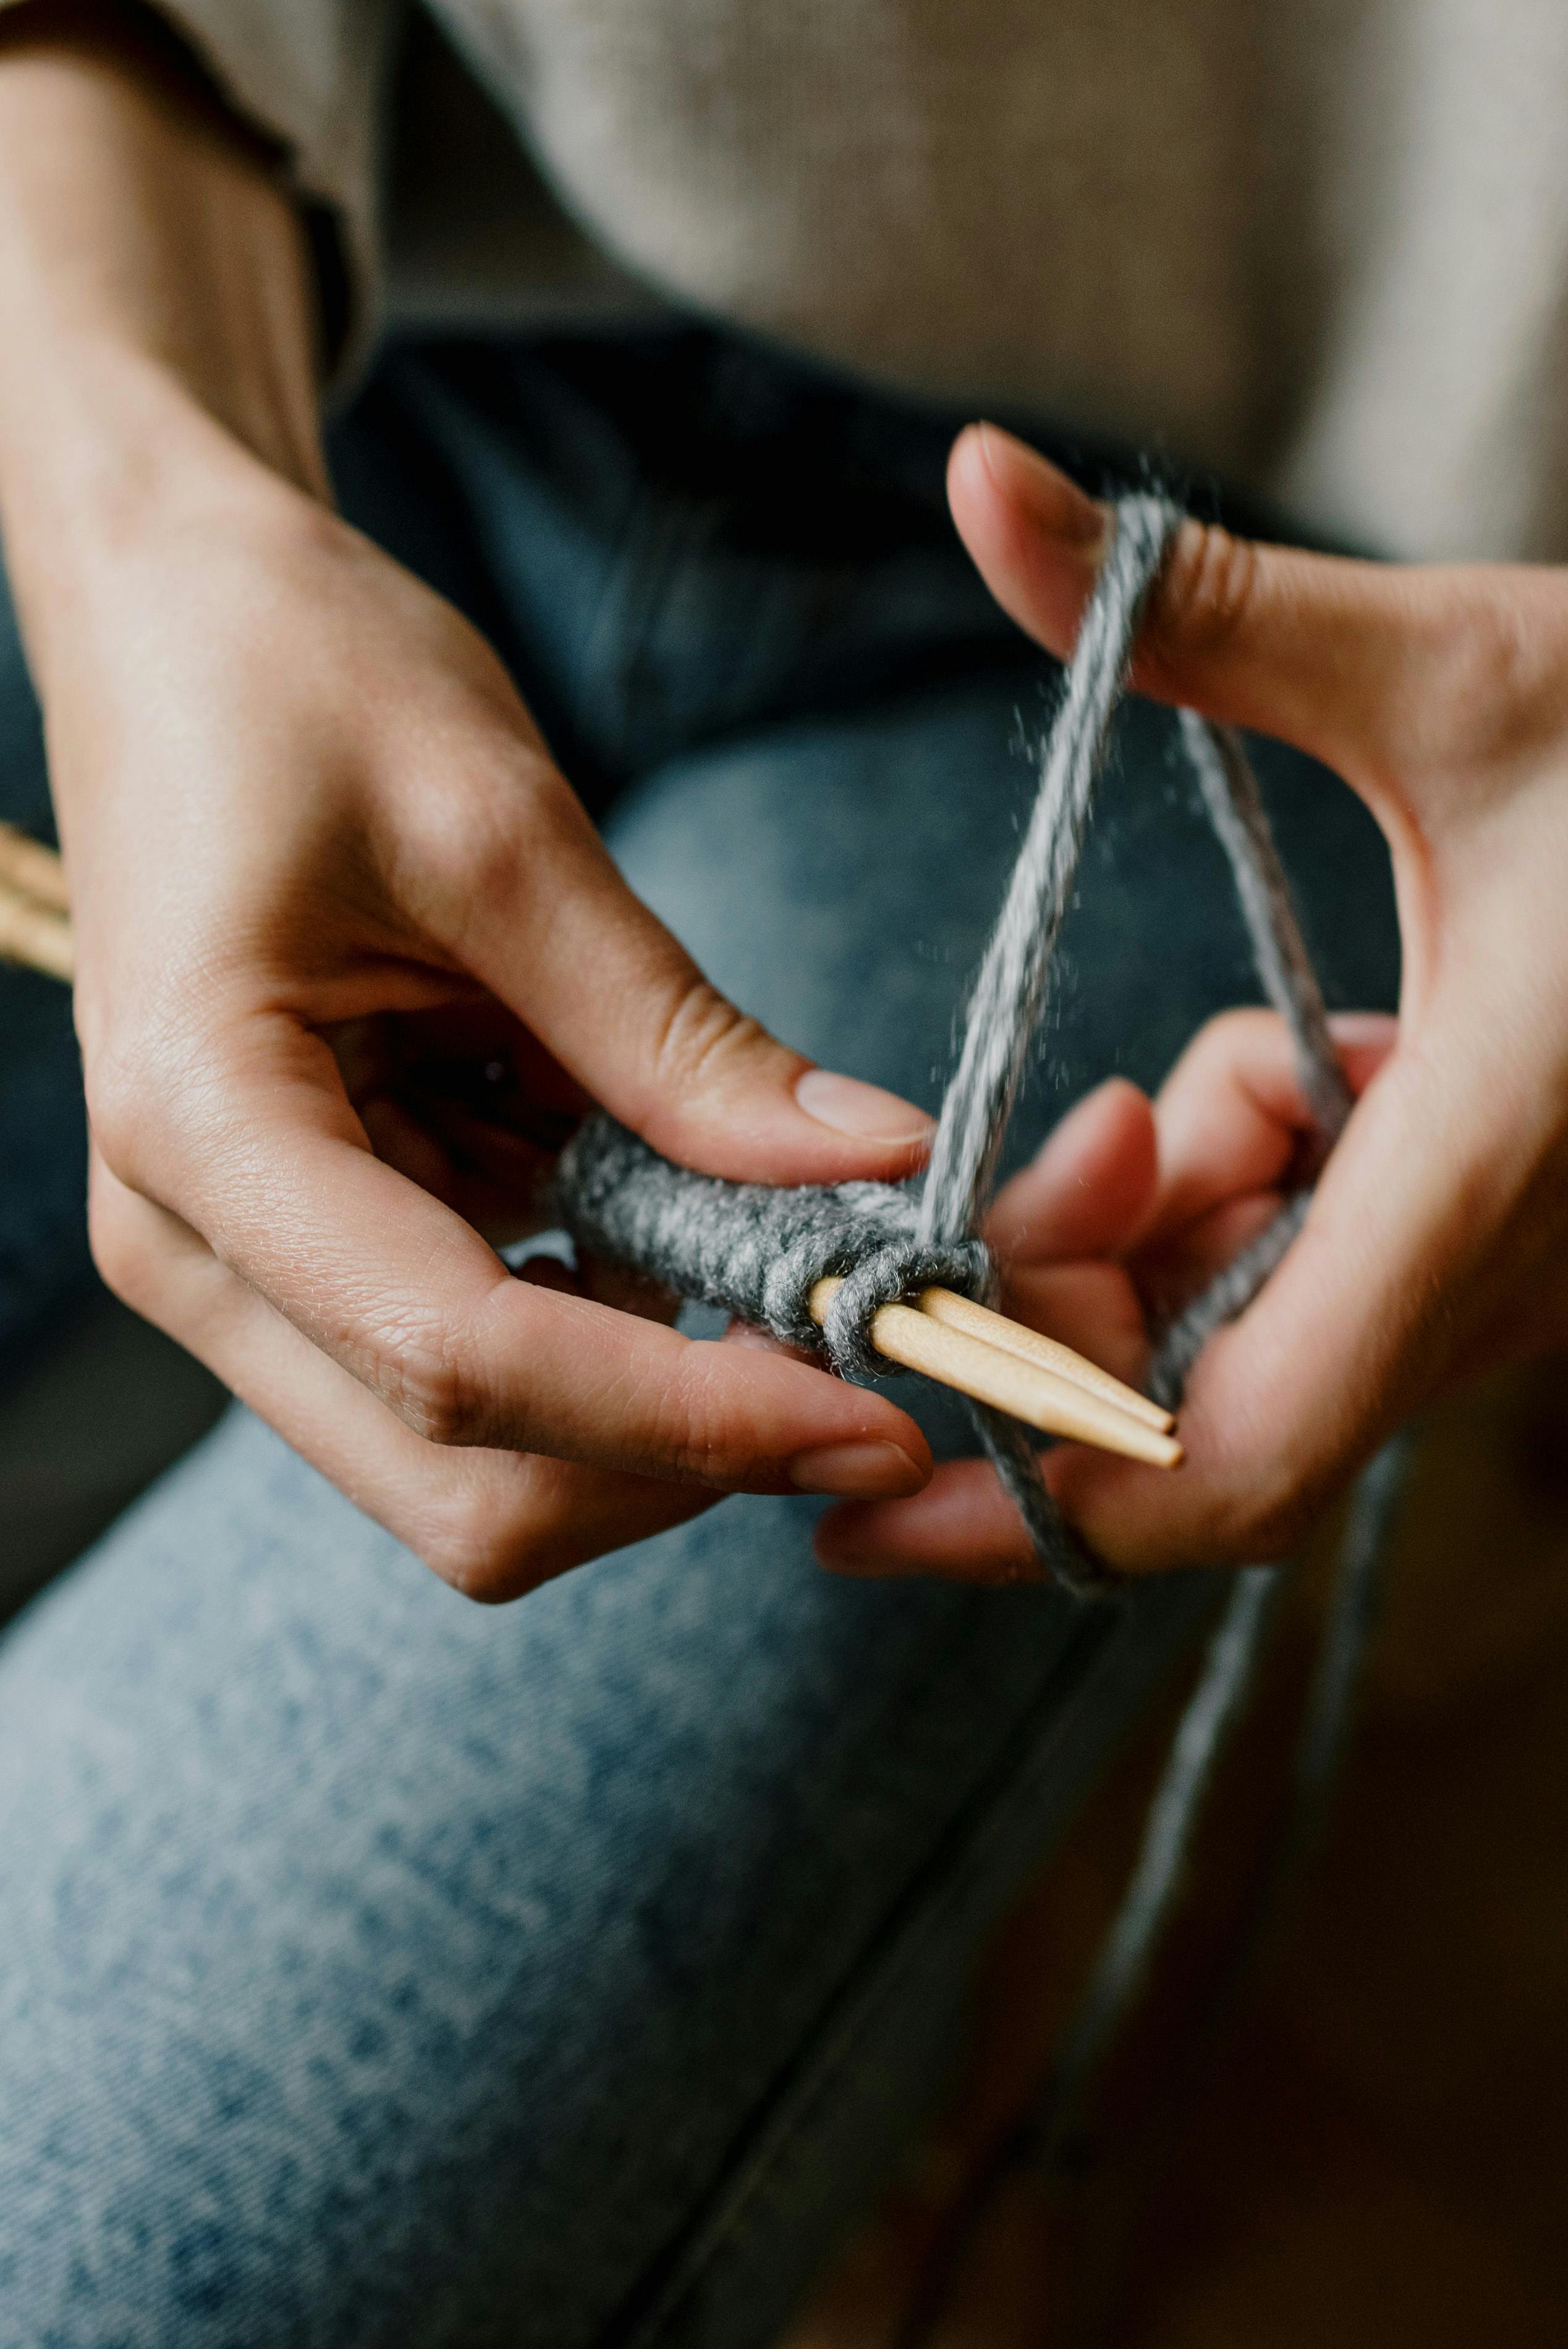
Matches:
[0,7,937,1597]
[64,452,947,1595]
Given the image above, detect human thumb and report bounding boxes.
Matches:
[946,422,1559,833]
[449,771,935,1187]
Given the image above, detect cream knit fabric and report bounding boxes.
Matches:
[11,0,1568,561]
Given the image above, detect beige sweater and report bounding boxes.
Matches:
[14,0,1568,560]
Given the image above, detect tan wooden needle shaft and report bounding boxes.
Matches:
[0,880,74,984]
[0,824,69,914]
[914,1286,1174,1432]
[808,1277,1182,1469]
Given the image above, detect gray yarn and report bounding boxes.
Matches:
[891,1437,1415,2349]
[967,1403,1109,1598]
[556,491,1352,1595]
[558,495,1179,1598]
[1288,1429,1412,1836]
[556,1115,991,1385]
[1179,709,1354,1149]
[556,485,1412,2308]
[1028,1429,1413,2182]
[920,495,1178,1247]
[1036,1564,1279,2123]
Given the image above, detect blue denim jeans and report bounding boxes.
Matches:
[0,329,1399,2348]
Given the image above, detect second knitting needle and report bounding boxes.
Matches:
[0,822,69,914]
[808,1276,1182,1469]
[0,877,73,984]
[915,1286,1173,1432]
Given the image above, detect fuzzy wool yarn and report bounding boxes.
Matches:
[556,492,1412,2335]
[557,490,1351,1596]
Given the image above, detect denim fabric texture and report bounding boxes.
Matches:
[0,328,1399,2347]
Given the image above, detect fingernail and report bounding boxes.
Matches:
[795,1068,934,1145]
[787,1441,926,1499]
[975,423,1108,547]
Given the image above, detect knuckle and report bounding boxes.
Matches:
[395,1369,480,1451]
[1193,1005,1288,1079]
[1206,1004,1281,1051]
[1184,1005,1279,1066]
[394,754,569,933]
[1160,1006,1286,1109]
[415,1484,564,1604]
[87,1182,156,1310]
[369,1312,492,1449]
[420,1513,527,1600]
[82,1013,200,1195]
[1146,521,1260,677]
[651,975,770,1105]
[83,1053,163,1192]
[1417,587,1568,774]
[646,1349,747,1484]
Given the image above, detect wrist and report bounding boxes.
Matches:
[1,343,330,702]
[0,10,329,667]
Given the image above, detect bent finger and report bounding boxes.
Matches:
[827,1022,1507,1578]
[94,1011,934,1497]
[1139,1008,1397,1246]
[89,1154,724,1596]
[406,757,936,1189]
[816,1456,1038,1585]
[1000,1259,1151,1390]
[985,1077,1158,1265]
[1050,1039,1498,1568]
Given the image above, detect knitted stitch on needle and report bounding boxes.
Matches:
[557,492,1351,1595]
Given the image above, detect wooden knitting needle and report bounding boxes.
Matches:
[913,1286,1174,1432]
[0,874,73,983]
[808,1275,1182,1468]
[0,822,70,913]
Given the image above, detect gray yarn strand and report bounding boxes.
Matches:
[912,491,1180,1599]
[551,483,1416,2349]
[888,1562,1282,2349]
[968,1404,1112,1601]
[894,1438,1415,2349]
[1040,1432,1413,2178]
[1035,1565,1279,2133]
[1147,1191,1311,1412]
[1289,1429,1412,1835]
[1139,721,1352,1412]
[557,493,1351,1594]
[919,495,1181,1248]
[1179,709,1354,1149]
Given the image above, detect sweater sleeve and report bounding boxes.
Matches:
[0,0,397,379]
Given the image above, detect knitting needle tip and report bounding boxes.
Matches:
[808,1277,1182,1469]
[914,1285,1175,1432]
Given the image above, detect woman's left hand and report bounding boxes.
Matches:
[816,425,1568,1580]
[816,1013,1395,1581]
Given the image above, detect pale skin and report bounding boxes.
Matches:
[3,7,1566,1600]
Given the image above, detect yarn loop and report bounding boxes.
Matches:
[556,1117,992,1386]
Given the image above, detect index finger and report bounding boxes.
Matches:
[99,1008,935,1499]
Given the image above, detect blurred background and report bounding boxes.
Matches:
[781,1356,1568,2348]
